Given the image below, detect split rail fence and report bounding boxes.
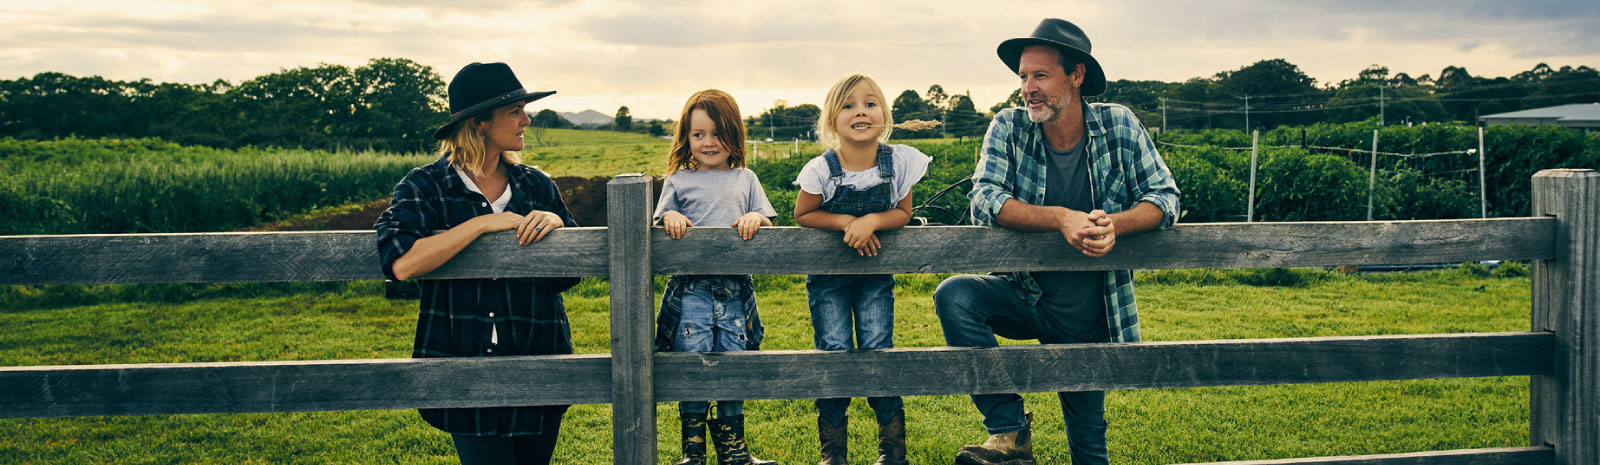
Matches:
[1,169,1595,465]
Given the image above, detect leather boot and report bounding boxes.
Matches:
[678,412,709,465]
[817,415,847,465]
[954,412,1035,465]
[872,410,908,465]
[709,415,778,465]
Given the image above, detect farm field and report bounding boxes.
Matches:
[0,267,1534,464]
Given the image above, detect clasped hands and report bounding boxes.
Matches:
[1059,208,1117,258]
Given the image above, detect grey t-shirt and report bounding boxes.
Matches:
[652,168,778,227]
[1034,133,1109,343]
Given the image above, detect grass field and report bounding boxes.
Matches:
[0,267,1534,464]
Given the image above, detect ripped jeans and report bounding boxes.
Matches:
[669,276,756,418]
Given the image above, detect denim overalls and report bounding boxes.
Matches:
[806,143,905,427]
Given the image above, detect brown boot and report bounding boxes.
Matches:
[954,412,1034,465]
[817,415,847,465]
[872,410,908,465]
[709,415,778,465]
[678,412,708,465]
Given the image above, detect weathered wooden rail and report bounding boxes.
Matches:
[0,169,1593,465]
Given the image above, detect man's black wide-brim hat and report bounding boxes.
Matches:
[433,62,555,139]
[997,18,1107,97]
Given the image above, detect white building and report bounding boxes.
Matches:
[1479,103,1600,133]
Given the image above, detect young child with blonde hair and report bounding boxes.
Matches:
[793,74,933,465]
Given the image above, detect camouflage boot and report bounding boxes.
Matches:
[678,412,708,465]
[709,415,778,465]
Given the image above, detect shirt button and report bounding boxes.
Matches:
[486,348,494,354]
[488,312,495,317]
[480,202,487,207]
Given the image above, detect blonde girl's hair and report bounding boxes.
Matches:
[815,74,894,148]
[666,89,747,175]
[439,110,523,179]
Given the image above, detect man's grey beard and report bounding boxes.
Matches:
[1027,95,1067,123]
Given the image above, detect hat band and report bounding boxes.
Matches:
[449,88,532,122]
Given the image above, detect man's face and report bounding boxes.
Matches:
[1017,45,1082,124]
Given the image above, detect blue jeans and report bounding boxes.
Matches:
[807,274,903,426]
[675,283,749,419]
[933,274,1110,465]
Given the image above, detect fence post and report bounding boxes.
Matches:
[1530,169,1598,465]
[608,174,655,465]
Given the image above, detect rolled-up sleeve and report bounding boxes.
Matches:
[374,169,434,281]
[969,115,1017,226]
[1127,120,1181,230]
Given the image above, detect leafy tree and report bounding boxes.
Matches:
[891,89,937,139]
[532,109,574,129]
[925,85,949,111]
[1214,59,1325,130]
[615,106,632,132]
[990,89,1022,114]
[944,93,985,138]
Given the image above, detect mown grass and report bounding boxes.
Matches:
[0,268,1533,464]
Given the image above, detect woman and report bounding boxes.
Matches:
[374,62,577,464]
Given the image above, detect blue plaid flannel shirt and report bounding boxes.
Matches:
[969,104,1180,343]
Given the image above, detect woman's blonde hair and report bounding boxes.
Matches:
[815,74,894,148]
[666,89,747,175]
[439,111,522,179]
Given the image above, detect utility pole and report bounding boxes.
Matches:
[1243,95,1251,132]
[1378,85,1386,126]
[1159,97,1168,130]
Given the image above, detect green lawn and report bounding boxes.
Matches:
[0,268,1533,464]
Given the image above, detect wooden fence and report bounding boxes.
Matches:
[1,169,1594,465]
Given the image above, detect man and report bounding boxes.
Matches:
[933,18,1180,465]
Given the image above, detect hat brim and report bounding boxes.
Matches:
[432,89,556,140]
[997,38,1106,97]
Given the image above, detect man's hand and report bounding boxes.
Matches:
[842,217,882,257]
[661,211,692,239]
[1055,207,1097,253]
[1077,209,1117,257]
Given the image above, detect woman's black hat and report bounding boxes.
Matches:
[433,62,555,139]
[997,18,1107,97]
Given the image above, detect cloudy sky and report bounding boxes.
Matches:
[3,0,1597,120]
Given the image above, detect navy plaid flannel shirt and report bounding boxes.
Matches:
[374,155,580,436]
[969,104,1181,343]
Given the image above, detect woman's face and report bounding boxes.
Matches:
[478,102,531,154]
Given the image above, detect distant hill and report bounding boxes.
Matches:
[559,110,614,128]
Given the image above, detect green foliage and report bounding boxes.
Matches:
[0,58,446,153]
[0,137,433,234]
[1158,121,1598,222]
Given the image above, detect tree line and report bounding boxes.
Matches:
[2,57,1595,153]
[0,58,447,153]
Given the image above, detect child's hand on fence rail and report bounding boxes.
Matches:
[661,211,692,239]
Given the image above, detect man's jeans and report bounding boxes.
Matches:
[934,274,1110,465]
[675,283,748,418]
[806,274,903,426]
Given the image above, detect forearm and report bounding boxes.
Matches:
[859,208,911,232]
[1108,202,1164,236]
[391,220,486,280]
[994,198,1068,232]
[795,209,857,230]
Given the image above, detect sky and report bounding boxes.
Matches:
[2,0,1598,121]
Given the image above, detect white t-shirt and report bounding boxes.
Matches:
[793,144,933,204]
[454,166,513,213]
